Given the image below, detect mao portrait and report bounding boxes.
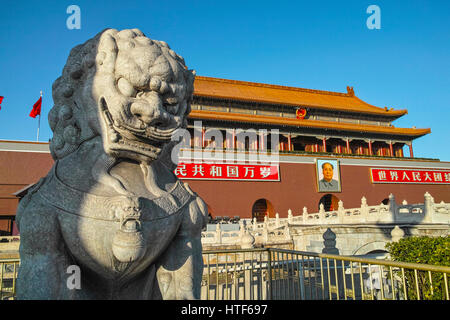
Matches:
[316,159,341,192]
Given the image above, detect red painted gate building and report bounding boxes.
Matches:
[1,76,449,234]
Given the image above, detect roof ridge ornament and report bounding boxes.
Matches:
[346,86,355,96]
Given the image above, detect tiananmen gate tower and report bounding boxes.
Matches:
[1,76,449,234]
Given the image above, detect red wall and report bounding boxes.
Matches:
[185,161,450,219]
[0,151,54,216]
[0,151,54,234]
[1,150,449,225]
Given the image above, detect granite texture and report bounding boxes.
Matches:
[15,28,208,299]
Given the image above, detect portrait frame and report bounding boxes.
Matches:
[315,159,342,193]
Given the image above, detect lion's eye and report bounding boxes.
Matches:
[163,97,179,115]
[117,77,137,97]
[164,102,179,115]
[164,97,178,105]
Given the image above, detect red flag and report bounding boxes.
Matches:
[0,96,4,111]
[29,96,42,118]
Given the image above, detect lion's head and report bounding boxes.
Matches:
[49,28,195,163]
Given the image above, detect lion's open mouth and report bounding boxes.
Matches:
[100,98,176,161]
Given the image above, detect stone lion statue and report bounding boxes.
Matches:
[15,28,208,299]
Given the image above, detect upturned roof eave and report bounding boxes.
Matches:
[187,110,430,138]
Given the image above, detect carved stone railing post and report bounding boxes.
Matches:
[302,207,308,224]
[288,209,293,224]
[252,217,258,231]
[239,220,245,236]
[215,223,222,244]
[263,219,269,243]
[240,227,255,249]
[337,200,345,224]
[389,193,397,222]
[319,203,325,224]
[275,212,280,227]
[424,192,434,223]
[285,225,291,241]
[360,196,368,223]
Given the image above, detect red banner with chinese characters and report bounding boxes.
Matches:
[174,162,280,181]
[371,168,450,184]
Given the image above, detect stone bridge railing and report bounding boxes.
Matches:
[2,193,448,251]
[259,192,449,227]
[201,192,449,248]
[201,221,291,248]
[0,236,20,252]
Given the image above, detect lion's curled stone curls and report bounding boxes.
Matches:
[15,28,208,299]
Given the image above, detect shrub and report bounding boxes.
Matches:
[385,236,450,300]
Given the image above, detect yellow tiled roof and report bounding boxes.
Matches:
[193,76,408,117]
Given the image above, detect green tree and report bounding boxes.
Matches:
[385,236,450,300]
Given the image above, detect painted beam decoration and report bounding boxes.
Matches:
[174,162,280,181]
[371,168,450,184]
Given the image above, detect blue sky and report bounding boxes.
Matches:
[0,0,449,160]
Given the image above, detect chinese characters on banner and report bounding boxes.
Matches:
[371,168,450,184]
[174,162,280,181]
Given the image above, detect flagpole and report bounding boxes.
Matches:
[37,91,42,141]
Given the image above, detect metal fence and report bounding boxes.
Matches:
[0,259,19,300]
[201,248,450,300]
[2,248,449,300]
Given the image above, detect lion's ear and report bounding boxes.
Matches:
[185,102,191,117]
[184,69,196,98]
